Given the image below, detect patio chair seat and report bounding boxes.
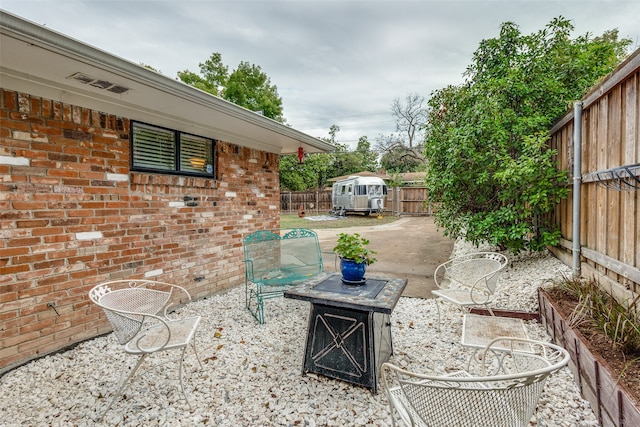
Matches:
[123,316,200,354]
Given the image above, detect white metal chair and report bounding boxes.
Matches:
[382,337,570,427]
[88,279,202,418]
[431,252,508,329]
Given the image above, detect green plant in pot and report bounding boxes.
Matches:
[333,232,377,284]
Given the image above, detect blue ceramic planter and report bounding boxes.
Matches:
[340,258,367,282]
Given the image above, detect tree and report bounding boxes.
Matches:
[376,93,427,172]
[177,52,227,96]
[355,136,379,172]
[424,17,631,253]
[224,61,284,122]
[279,153,328,191]
[279,126,380,191]
[391,93,428,148]
[279,125,339,191]
[379,144,425,173]
[323,125,362,181]
[177,53,284,122]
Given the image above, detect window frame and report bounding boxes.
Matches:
[130,120,217,178]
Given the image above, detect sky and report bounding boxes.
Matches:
[2,0,639,149]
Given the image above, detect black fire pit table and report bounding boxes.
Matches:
[284,271,407,393]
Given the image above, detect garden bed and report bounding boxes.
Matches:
[538,288,640,427]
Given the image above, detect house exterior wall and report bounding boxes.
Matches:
[0,88,280,373]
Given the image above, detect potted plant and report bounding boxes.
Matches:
[333,232,377,284]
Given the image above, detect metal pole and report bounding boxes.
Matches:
[572,101,583,277]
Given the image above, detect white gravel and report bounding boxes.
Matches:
[0,240,598,426]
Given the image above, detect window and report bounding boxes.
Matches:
[369,185,386,196]
[131,121,216,177]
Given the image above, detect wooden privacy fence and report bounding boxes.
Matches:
[548,48,640,297]
[281,187,435,216]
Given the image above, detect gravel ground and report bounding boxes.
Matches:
[0,240,599,426]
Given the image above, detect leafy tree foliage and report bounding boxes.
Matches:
[424,17,631,253]
[225,61,284,122]
[177,52,227,96]
[355,137,379,172]
[379,144,425,173]
[177,55,381,191]
[177,53,283,122]
[279,153,331,191]
[280,126,380,191]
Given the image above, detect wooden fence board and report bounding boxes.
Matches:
[280,187,432,216]
[549,50,640,293]
[607,87,622,268]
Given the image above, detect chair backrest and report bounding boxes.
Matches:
[243,228,323,282]
[89,280,190,345]
[243,230,282,276]
[383,338,569,427]
[280,228,323,276]
[435,252,508,294]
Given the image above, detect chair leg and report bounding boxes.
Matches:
[256,295,264,324]
[245,281,251,309]
[99,353,148,420]
[177,346,193,410]
[435,299,442,332]
[191,339,203,370]
[246,289,265,324]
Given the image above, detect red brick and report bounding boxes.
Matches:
[0,89,280,372]
[16,219,49,228]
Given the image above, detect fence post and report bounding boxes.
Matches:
[572,101,582,277]
[391,188,395,216]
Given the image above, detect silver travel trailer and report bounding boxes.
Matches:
[331,176,387,215]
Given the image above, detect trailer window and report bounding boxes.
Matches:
[356,185,367,195]
[369,185,384,196]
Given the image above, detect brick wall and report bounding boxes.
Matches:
[0,89,280,373]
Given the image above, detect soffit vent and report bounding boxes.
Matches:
[67,72,131,94]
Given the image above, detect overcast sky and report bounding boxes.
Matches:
[2,0,639,148]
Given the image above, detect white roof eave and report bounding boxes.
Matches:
[0,10,334,155]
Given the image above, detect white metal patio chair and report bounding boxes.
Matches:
[88,279,202,419]
[431,252,508,329]
[382,337,570,427]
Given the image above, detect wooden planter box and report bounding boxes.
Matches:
[538,289,640,427]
